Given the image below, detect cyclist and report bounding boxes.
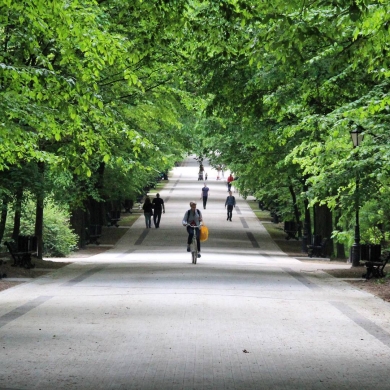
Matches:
[182,201,203,257]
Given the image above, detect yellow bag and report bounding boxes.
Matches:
[200,224,209,242]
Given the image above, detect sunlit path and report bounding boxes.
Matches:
[1,156,390,390]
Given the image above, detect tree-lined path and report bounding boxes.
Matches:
[1,157,390,389]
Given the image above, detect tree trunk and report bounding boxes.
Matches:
[70,207,87,249]
[0,196,9,243]
[73,162,106,247]
[288,183,302,237]
[12,188,23,241]
[335,207,346,259]
[34,161,45,259]
[301,182,311,253]
[314,203,333,257]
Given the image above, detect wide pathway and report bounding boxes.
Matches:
[1,157,390,390]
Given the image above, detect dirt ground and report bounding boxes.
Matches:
[326,266,390,303]
[1,215,389,303]
[270,227,390,303]
[0,225,127,293]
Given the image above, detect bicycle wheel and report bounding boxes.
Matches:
[192,236,198,264]
[192,250,197,264]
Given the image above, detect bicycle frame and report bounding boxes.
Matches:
[186,224,200,264]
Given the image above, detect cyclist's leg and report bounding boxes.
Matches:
[192,233,198,263]
[187,226,194,250]
[196,228,201,257]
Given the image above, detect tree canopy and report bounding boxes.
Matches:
[1,0,390,253]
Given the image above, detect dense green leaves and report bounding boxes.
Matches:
[186,0,390,250]
[1,0,390,251]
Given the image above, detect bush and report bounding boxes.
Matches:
[5,198,78,257]
[41,204,78,257]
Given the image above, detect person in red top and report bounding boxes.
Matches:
[227,173,234,192]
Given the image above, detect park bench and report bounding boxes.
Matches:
[283,221,299,240]
[106,210,121,227]
[363,251,390,280]
[86,225,102,245]
[4,235,37,269]
[360,244,381,262]
[307,236,328,258]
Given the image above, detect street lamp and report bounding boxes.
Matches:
[350,126,364,267]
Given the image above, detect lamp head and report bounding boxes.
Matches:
[350,125,364,147]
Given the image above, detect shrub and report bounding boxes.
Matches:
[5,198,78,257]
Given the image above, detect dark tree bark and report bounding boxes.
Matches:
[301,181,311,253]
[72,162,107,247]
[70,207,87,249]
[0,196,9,243]
[335,207,346,259]
[288,183,302,237]
[12,188,23,241]
[34,161,45,259]
[314,203,333,257]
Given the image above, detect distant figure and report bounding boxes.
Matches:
[142,197,153,228]
[227,173,234,192]
[205,172,208,181]
[225,191,236,222]
[217,165,221,180]
[152,193,165,228]
[200,184,210,209]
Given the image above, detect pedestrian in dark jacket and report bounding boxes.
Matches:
[200,184,210,209]
[225,191,236,221]
[152,193,165,228]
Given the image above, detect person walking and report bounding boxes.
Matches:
[182,201,203,257]
[152,193,165,228]
[225,191,236,221]
[227,173,234,192]
[142,196,153,228]
[200,183,210,209]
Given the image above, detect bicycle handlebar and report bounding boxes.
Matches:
[184,223,202,228]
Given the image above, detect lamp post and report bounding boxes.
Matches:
[350,127,364,267]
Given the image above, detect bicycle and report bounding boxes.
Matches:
[186,223,201,264]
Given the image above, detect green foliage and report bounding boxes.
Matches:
[4,197,78,257]
[184,0,390,251]
[2,0,390,251]
[40,203,78,257]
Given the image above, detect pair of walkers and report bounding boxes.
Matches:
[200,183,237,220]
[142,193,165,228]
